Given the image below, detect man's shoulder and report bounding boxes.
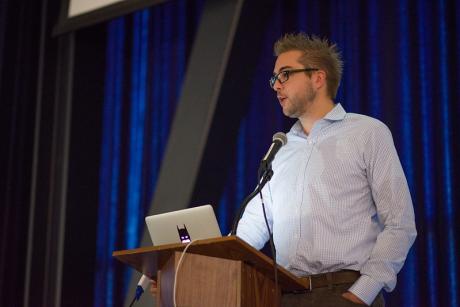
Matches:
[343,113,395,149]
[345,112,389,132]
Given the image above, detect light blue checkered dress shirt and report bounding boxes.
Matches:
[237,103,417,305]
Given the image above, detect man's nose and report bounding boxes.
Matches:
[272,79,282,91]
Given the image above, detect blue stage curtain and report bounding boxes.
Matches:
[93,1,202,306]
[95,0,459,306]
[219,1,459,307]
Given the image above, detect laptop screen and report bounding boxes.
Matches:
[145,205,222,246]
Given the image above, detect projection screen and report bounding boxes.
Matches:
[54,0,168,35]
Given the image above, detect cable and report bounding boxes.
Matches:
[128,296,136,307]
[258,175,279,304]
[231,168,279,301]
[173,240,197,307]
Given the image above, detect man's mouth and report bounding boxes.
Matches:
[277,96,287,105]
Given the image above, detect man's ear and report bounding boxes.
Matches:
[312,70,327,90]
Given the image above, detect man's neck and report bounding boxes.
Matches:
[299,98,335,135]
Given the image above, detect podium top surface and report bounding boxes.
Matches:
[113,235,308,291]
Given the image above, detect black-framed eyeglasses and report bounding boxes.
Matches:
[269,68,319,89]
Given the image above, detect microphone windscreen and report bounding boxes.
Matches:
[272,132,287,146]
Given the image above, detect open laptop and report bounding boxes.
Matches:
[145,205,222,245]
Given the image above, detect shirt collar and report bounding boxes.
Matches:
[289,103,347,136]
[290,121,305,135]
[324,103,346,121]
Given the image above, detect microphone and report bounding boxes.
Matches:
[259,132,287,176]
[129,275,150,306]
[138,274,150,291]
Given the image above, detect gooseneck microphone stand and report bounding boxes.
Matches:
[230,167,273,235]
[230,165,279,304]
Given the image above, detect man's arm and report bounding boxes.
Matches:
[348,123,417,305]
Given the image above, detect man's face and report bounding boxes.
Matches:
[272,50,316,118]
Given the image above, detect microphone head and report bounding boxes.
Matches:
[272,132,287,146]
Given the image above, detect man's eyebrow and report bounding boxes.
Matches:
[273,65,293,75]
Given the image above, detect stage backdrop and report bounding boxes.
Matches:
[95,0,459,306]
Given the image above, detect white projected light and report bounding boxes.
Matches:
[68,0,125,17]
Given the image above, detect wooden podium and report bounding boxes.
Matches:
[113,236,308,307]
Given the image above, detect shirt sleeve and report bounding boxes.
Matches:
[348,122,417,305]
[235,183,274,250]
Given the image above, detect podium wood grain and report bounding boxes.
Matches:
[113,236,309,306]
[112,236,308,292]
